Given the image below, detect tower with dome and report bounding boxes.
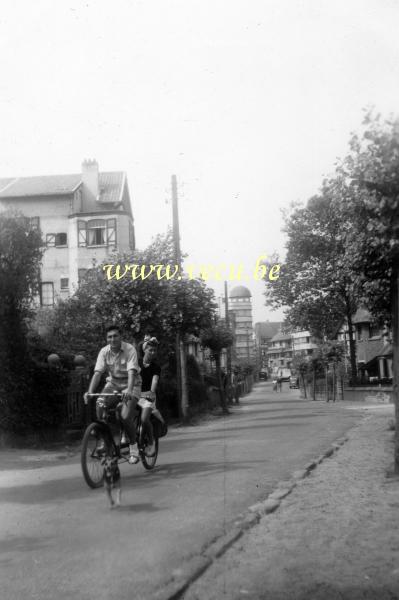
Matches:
[229,285,255,361]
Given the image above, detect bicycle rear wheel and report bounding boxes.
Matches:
[81,423,115,488]
[139,425,159,470]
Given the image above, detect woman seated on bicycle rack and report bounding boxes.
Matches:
[136,337,163,457]
[84,324,141,464]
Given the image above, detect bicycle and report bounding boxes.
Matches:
[81,393,159,489]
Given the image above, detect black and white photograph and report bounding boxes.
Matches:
[1,1,399,599]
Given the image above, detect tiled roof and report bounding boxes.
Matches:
[353,307,372,324]
[0,171,125,201]
[358,339,385,364]
[98,172,124,204]
[0,178,16,193]
[0,174,82,197]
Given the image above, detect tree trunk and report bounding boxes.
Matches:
[312,369,316,401]
[180,339,189,421]
[301,371,307,399]
[391,261,399,472]
[333,362,336,402]
[215,353,228,414]
[345,295,357,386]
[325,364,329,402]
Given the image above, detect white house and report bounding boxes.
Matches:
[0,160,135,306]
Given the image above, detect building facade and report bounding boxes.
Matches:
[266,329,318,374]
[352,308,392,381]
[267,331,293,372]
[0,160,135,306]
[291,331,318,357]
[229,285,255,362]
[254,321,282,369]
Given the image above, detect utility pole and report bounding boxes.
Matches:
[171,174,189,421]
[224,281,232,404]
[392,261,399,471]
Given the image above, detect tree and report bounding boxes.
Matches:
[264,189,359,382]
[337,110,399,469]
[200,322,234,414]
[0,211,47,433]
[267,108,399,468]
[46,231,217,360]
[338,111,399,323]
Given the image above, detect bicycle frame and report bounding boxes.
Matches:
[84,393,152,456]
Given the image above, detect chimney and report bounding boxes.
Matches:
[81,159,99,201]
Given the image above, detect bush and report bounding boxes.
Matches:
[0,360,70,435]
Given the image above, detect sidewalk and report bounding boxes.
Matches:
[183,405,399,600]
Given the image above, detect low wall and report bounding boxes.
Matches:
[343,386,394,403]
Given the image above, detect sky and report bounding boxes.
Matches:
[1,0,399,323]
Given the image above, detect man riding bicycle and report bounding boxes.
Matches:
[84,324,141,464]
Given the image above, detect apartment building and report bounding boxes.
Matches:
[229,285,255,361]
[267,331,293,372]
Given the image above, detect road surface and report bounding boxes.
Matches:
[0,382,360,600]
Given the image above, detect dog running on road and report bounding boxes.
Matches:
[101,455,121,508]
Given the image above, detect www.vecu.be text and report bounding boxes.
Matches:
[102,255,280,282]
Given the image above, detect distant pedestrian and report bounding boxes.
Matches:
[273,378,278,392]
[277,376,282,392]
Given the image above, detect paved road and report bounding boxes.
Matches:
[0,382,361,600]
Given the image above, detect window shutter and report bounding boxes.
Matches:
[106,218,116,246]
[46,233,55,247]
[78,221,87,247]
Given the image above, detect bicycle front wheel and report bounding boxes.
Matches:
[81,423,114,488]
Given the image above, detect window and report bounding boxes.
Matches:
[369,323,380,338]
[56,233,67,246]
[40,282,54,306]
[88,219,106,245]
[21,216,40,231]
[60,278,69,290]
[78,268,93,283]
[46,233,67,247]
[29,216,40,231]
[77,219,117,247]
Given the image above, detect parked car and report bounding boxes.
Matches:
[289,376,299,389]
[277,368,291,382]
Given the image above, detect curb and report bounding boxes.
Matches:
[155,434,349,600]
